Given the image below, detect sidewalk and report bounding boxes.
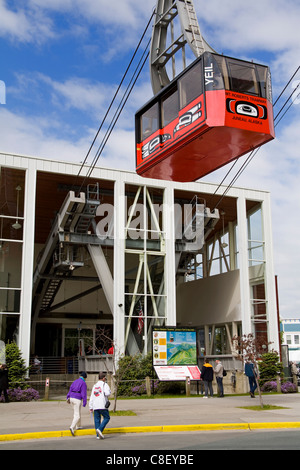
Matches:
[1,393,300,441]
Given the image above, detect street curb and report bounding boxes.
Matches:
[1,422,300,441]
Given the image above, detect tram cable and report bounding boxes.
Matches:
[209,66,300,211]
[73,2,299,208]
[77,40,151,194]
[72,10,155,193]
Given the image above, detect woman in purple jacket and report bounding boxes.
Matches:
[67,371,87,436]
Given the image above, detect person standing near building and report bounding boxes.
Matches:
[291,362,299,385]
[0,364,9,403]
[89,372,111,439]
[244,360,257,398]
[214,359,224,397]
[201,358,214,398]
[67,371,87,436]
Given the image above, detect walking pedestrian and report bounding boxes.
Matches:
[33,355,42,374]
[214,359,224,397]
[0,364,9,403]
[89,372,111,439]
[244,360,257,398]
[201,358,214,398]
[67,371,87,436]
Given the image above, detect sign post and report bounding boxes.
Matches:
[45,377,50,400]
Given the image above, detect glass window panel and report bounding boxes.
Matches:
[0,289,21,313]
[0,216,23,242]
[179,61,203,109]
[212,325,231,355]
[146,294,165,318]
[124,295,144,317]
[0,241,22,287]
[125,253,144,294]
[213,55,228,89]
[161,88,178,127]
[227,59,259,96]
[147,255,165,295]
[248,242,264,265]
[256,65,268,99]
[248,207,263,241]
[0,313,19,343]
[0,168,25,218]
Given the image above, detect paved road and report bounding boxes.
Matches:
[1,393,300,454]
[1,429,300,451]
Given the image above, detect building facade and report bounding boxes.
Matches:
[281,319,300,363]
[0,151,280,369]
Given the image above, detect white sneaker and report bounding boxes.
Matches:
[203,396,208,398]
[96,429,104,439]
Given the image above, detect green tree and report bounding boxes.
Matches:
[5,342,29,389]
[232,333,273,408]
[116,352,153,397]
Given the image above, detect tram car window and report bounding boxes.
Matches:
[141,102,159,141]
[162,87,179,127]
[179,61,203,109]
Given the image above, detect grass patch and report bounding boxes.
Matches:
[238,405,289,411]
[110,410,136,416]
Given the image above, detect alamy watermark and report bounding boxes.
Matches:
[95,198,205,250]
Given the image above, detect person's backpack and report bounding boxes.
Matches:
[223,368,227,377]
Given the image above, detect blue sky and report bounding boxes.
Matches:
[0,0,300,319]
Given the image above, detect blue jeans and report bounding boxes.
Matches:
[93,409,110,434]
[248,376,257,394]
[216,377,224,396]
[203,380,213,397]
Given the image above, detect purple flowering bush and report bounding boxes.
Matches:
[281,381,297,394]
[131,380,159,395]
[0,387,40,402]
[260,380,297,393]
[261,381,277,392]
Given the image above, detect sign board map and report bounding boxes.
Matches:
[152,327,200,381]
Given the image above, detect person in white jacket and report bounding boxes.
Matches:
[89,372,111,439]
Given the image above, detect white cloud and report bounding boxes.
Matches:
[0,0,57,44]
[0,108,89,161]
[0,0,153,49]
[196,0,300,51]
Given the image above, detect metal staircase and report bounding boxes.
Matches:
[31,186,105,343]
[74,184,100,234]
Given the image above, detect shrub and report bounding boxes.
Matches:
[156,380,185,395]
[260,380,297,394]
[0,387,40,403]
[281,381,297,394]
[116,352,153,396]
[258,351,283,386]
[261,381,277,392]
[131,380,159,396]
[5,342,29,389]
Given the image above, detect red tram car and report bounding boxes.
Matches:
[135,52,275,182]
